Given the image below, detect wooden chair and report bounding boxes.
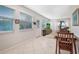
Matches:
[55,32,77,54]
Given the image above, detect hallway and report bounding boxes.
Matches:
[0,5,79,54]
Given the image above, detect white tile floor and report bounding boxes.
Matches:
[0,32,79,54]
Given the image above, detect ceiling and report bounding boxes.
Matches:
[25,5,79,19]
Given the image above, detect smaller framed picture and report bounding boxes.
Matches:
[15,19,20,24]
[33,22,36,25]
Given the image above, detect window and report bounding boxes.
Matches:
[19,12,32,30]
[0,5,14,31]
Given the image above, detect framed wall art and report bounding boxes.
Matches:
[0,5,14,31]
[19,12,32,30]
[72,8,79,26]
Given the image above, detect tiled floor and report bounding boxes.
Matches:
[0,32,79,54]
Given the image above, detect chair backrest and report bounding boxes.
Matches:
[55,31,77,54]
[57,32,74,42]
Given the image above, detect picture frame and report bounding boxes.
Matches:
[33,22,36,25]
[0,5,14,32]
[19,12,32,30]
[72,8,79,26]
[15,19,20,24]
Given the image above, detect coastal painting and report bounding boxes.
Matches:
[19,12,32,30]
[0,5,14,31]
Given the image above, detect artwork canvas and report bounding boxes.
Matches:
[0,5,14,31]
[72,12,77,26]
[0,5,14,18]
[19,12,32,30]
[0,17,13,31]
[72,8,79,26]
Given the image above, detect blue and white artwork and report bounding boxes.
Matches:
[73,14,77,26]
[72,9,79,26]
[0,17,13,31]
[0,5,14,18]
[19,12,32,30]
[0,5,14,31]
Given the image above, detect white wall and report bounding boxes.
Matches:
[0,5,49,51]
[50,20,59,31]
